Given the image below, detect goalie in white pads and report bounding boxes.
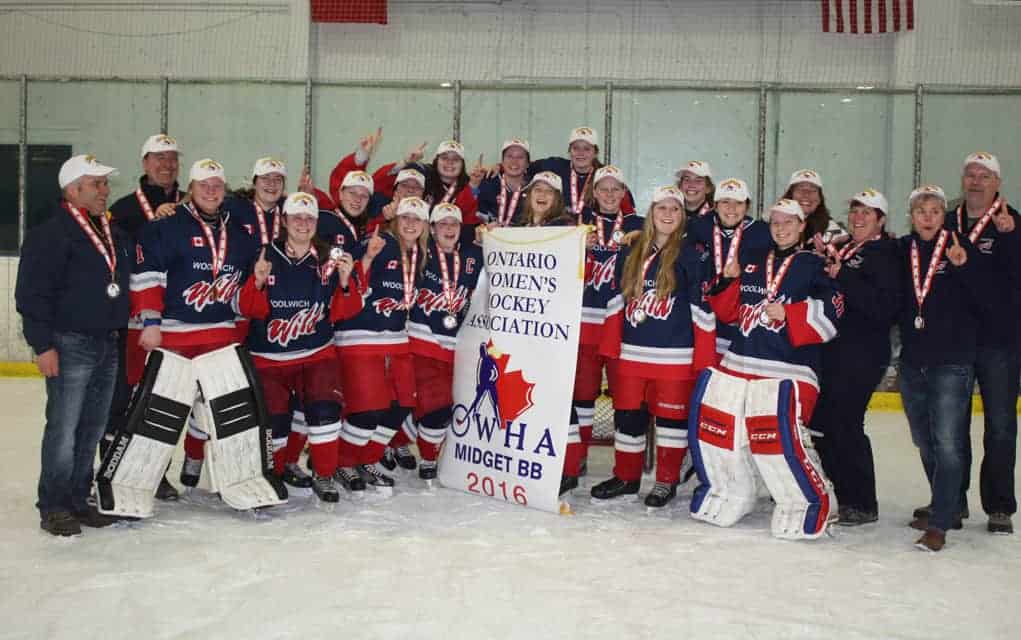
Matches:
[96,344,287,517]
[689,199,842,539]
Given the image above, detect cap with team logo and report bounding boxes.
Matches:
[501,138,531,155]
[252,156,287,178]
[767,198,806,221]
[908,184,947,208]
[283,192,319,218]
[963,151,1000,177]
[395,167,426,188]
[568,127,598,147]
[340,170,374,192]
[189,158,225,183]
[787,169,823,190]
[651,185,685,206]
[676,160,713,180]
[715,178,750,202]
[593,165,627,188]
[396,196,430,221]
[849,188,888,215]
[435,140,465,160]
[430,202,463,224]
[527,171,563,193]
[59,154,119,189]
[141,134,180,159]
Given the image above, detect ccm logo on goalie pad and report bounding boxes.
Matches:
[746,416,783,455]
[697,406,735,450]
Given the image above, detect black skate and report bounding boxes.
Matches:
[393,445,417,470]
[380,447,397,472]
[282,463,314,489]
[333,466,366,492]
[180,456,203,488]
[312,474,340,503]
[156,476,180,501]
[419,460,438,481]
[559,474,579,496]
[358,463,395,490]
[643,482,677,508]
[590,476,640,500]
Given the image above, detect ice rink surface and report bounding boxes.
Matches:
[1,378,1018,640]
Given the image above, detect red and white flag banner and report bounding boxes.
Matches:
[822,0,914,33]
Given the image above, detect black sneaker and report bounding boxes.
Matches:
[333,467,366,492]
[988,512,1014,535]
[282,463,314,489]
[358,463,395,488]
[380,447,397,472]
[155,476,179,501]
[837,507,878,526]
[73,505,120,528]
[644,482,678,508]
[419,461,437,481]
[559,474,579,496]
[590,476,641,500]
[41,511,82,537]
[312,474,340,503]
[393,445,417,470]
[910,515,963,531]
[180,456,203,488]
[913,503,969,520]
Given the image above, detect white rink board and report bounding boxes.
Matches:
[1,378,1019,640]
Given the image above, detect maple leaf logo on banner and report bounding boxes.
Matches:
[468,340,536,430]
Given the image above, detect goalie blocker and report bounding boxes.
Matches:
[95,344,288,518]
[688,367,836,540]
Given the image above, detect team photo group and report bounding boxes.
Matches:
[16,125,1020,554]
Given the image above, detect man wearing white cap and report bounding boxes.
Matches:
[105,134,185,502]
[16,154,131,535]
[940,152,1021,535]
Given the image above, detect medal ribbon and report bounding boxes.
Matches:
[764,250,798,302]
[570,168,590,216]
[713,220,744,275]
[437,248,461,316]
[401,245,418,308]
[910,229,950,317]
[497,175,523,227]
[65,203,116,282]
[135,187,179,222]
[956,197,1002,244]
[188,205,229,278]
[596,212,624,249]
[254,202,281,245]
[441,181,457,205]
[332,209,359,243]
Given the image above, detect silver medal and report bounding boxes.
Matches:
[106,282,121,299]
[443,314,458,330]
[914,315,925,330]
[633,308,647,324]
[612,230,624,244]
[329,246,346,262]
[760,311,770,325]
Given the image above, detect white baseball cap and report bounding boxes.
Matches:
[651,185,685,206]
[430,202,463,224]
[252,156,287,178]
[569,127,598,147]
[908,184,948,209]
[435,140,465,160]
[593,165,627,188]
[396,197,430,221]
[527,171,563,193]
[141,134,180,159]
[58,154,119,189]
[787,169,823,190]
[395,168,426,189]
[676,160,713,180]
[189,158,226,183]
[501,138,531,155]
[849,188,889,215]
[341,170,374,192]
[715,178,750,202]
[283,192,319,218]
[766,198,806,222]
[963,152,1000,177]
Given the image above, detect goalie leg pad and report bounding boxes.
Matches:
[745,378,836,540]
[192,345,288,510]
[95,349,195,518]
[688,368,758,527]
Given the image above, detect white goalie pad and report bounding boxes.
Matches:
[192,344,288,511]
[95,349,196,518]
[688,368,760,527]
[745,378,836,540]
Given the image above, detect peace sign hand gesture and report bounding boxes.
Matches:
[993,199,1015,234]
[468,154,486,189]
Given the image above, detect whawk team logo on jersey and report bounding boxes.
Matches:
[267,302,326,348]
[586,254,618,291]
[415,286,469,316]
[624,290,675,327]
[737,297,786,337]
[182,272,243,313]
[372,296,412,317]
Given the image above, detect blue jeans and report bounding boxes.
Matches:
[966,346,1020,515]
[900,363,974,532]
[37,331,118,516]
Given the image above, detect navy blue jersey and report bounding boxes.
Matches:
[579,208,645,346]
[477,173,527,226]
[408,239,484,363]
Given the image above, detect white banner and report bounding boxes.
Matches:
[438,226,586,513]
